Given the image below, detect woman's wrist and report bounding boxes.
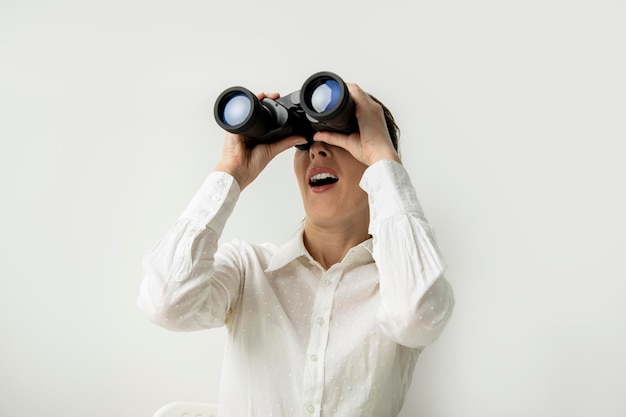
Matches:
[213,162,249,190]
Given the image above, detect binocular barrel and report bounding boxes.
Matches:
[213,71,357,149]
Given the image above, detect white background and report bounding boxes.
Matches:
[1,1,625,416]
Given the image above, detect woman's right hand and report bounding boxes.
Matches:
[213,92,308,191]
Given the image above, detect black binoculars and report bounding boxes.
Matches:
[213,71,357,150]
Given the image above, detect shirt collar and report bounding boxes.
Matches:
[265,229,374,273]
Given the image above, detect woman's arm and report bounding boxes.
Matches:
[138,91,307,330]
[137,171,243,331]
[361,160,454,348]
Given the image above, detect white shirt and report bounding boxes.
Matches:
[138,159,454,417]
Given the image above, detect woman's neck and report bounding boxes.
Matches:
[303,218,370,270]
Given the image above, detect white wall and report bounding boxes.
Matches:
[1,1,624,416]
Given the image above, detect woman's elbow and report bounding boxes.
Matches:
[379,278,455,348]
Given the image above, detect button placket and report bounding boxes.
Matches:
[301,269,341,417]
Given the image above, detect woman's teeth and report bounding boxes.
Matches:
[309,173,339,186]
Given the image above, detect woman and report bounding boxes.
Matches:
[138,82,454,417]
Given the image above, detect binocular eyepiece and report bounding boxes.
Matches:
[213,71,357,150]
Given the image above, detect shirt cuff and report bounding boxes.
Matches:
[359,159,424,223]
[179,171,240,235]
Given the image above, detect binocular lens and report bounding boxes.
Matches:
[311,80,341,113]
[222,93,252,126]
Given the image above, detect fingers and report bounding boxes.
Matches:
[313,131,352,151]
[346,83,372,110]
[345,82,367,104]
[256,91,280,100]
[267,135,309,157]
[346,83,385,122]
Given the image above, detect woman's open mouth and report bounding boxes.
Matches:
[309,172,339,187]
[307,168,339,192]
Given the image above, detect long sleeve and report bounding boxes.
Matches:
[360,160,454,348]
[137,171,243,331]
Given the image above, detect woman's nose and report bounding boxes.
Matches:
[309,141,329,159]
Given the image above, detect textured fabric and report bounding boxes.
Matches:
[138,159,454,417]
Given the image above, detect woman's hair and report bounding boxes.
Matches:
[369,94,400,153]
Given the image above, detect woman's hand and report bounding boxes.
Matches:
[311,83,401,166]
[213,92,308,190]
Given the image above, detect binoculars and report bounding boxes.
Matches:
[213,71,357,150]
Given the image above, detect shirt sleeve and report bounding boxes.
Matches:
[360,160,455,348]
[137,171,244,331]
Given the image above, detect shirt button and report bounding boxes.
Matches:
[309,354,318,362]
[316,317,325,326]
[322,278,332,286]
[306,404,315,413]
[212,194,221,201]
